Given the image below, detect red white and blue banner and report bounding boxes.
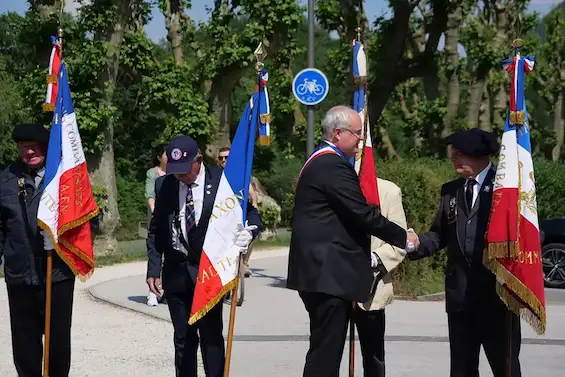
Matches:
[256,69,271,145]
[352,39,380,207]
[38,63,99,280]
[189,68,269,324]
[43,36,62,113]
[484,51,546,335]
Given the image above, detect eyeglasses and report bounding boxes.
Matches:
[341,128,363,139]
[218,156,228,160]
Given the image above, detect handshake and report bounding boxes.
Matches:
[405,228,419,253]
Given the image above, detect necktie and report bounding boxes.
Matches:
[185,185,197,239]
[465,179,476,211]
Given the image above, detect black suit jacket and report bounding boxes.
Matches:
[0,160,74,285]
[408,168,500,312]
[146,165,261,291]
[286,150,407,303]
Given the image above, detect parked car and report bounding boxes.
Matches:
[540,218,565,288]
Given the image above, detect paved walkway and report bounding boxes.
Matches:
[90,248,565,377]
[2,247,565,376]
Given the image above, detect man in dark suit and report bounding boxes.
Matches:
[0,124,76,377]
[146,135,261,377]
[407,128,521,377]
[287,105,418,377]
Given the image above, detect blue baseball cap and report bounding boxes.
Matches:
[166,135,199,174]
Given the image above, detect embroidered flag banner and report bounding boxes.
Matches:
[43,36,62,113]
[189,68,269,324]
[352,39,380,207]
[38,63,99,280]
[484,44,546,335]
[257,69,271,145]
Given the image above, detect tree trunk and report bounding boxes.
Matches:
[88,0,132,256]
[205,71,242,158]
[491,2,510,130]
[29,0,62,18]
[161,0,185,66]
[442,4,463,151]
[492,84,507,130]
[367,1,415,123]
[479,84,491,131]
[29,0,63,67]
[379,124,400,160]
[552,90,564,162]
[466,75,486,128]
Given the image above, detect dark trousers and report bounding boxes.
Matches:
[447,301,521,377]
[356,309,386,377]
[165,263,225,377]
[6,279,75,377]
[299,291,352,377]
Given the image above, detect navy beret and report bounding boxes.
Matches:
[445,128,500,156]
[12,124,50,144]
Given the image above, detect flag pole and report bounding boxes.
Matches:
[43,19,63,377]
[222,42,266,377]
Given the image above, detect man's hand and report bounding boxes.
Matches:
[146,277,162,297]
[234,223,258,254]
[406,228,420,252]
[40,230,54,251]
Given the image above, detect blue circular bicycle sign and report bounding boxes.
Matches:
[292,68,329,106]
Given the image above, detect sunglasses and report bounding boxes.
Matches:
[218,156,228,160]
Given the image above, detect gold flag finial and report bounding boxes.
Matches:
[254,42,267,73]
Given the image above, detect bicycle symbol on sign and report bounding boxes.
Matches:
[296,79,325,96]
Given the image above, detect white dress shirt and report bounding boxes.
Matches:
[465,161,492,208]
[172,165,205,254]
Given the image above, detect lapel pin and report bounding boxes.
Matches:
[206,190,211,195]
[484,186,490,192]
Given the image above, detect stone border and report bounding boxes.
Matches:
[395,292,445,301]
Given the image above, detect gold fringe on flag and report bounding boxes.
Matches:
[188,278,239,325]
[485,241,519,259]
[510,110,526,125]
[38,207,99,282]
[258,135,270,145]
[260,113,270,124]
[353,76,368,89]
[483,252,547,335]
[46,74,58,84]
[42,103,55,112]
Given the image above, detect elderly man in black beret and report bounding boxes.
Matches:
[407,128,522,377]
[0,124,76,377]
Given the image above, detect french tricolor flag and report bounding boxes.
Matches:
[189,68,269,324]
[484,52,546,335]
[352,39,380,206]
[38,63,99,280]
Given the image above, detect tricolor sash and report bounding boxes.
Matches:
[296,144,344,189]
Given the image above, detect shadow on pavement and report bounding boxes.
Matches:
[249,268,287,288]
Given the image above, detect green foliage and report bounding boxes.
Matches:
[258,202,281,233]
[116,176,147,241]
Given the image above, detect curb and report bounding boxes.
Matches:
[395,291,445,301]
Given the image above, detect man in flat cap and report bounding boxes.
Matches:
[0,124,77,376]
[406,128,522,377]
[146,135,261,377]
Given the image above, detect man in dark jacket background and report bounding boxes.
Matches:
[146,135,261,377]
[0,123,76,377]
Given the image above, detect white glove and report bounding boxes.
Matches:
[234,224,258,254]
[41,230,55,251]
[370,252,381,268]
